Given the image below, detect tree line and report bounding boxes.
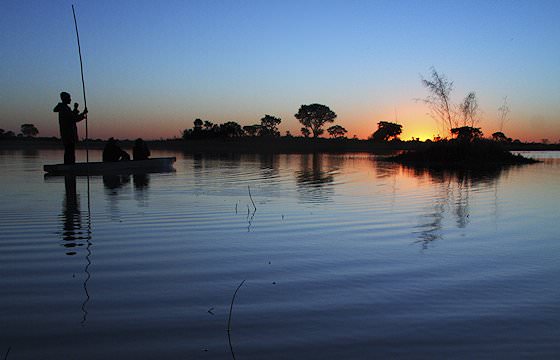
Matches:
[183,103,356,140]
[0,124,39,139]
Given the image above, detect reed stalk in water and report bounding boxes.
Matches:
[227,280,246,360]
[248,185,256,210]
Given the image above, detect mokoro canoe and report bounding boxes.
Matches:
[43,157,176,175]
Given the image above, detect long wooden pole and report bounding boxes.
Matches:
[71,5,92,224]
[71,4,88,163]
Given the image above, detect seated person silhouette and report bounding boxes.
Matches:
[102,138,130,162]
[132,138,151,161]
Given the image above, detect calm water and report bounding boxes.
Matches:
[1,149,559,359]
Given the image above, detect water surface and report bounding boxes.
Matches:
[1,149,559,359]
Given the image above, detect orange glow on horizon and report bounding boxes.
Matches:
[36,105,557,143]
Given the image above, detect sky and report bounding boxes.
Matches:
[1,0,559,141]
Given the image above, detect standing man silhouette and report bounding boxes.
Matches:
[53,91,88,164]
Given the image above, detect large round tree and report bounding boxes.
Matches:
[20,124,39,137]
[295,104,337,138]
[370,121,402,142]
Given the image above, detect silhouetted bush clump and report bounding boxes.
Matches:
[388,139,537,167]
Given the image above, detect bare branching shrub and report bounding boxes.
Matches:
[497,97,510,132]
[459,92,480,128]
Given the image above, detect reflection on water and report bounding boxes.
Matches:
[60,176,95,255]
[103,174,131,191]
[61,176,82,255]
[81,230,92,326]
[403,165,507,249]
[104,175,131,221]
[58,176,93,325]
[2,150,559,359]
[133,173,150,189]
[296,153,336,203]
[103,174,152,215]
[21,148,39,158]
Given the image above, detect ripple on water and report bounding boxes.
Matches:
[1,151,560,359]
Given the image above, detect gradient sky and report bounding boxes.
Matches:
[1,0,559,141]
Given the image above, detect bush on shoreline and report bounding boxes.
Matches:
[0,136,557,154]
[386,138,538,167]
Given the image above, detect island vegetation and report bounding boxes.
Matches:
[384,68,541,167]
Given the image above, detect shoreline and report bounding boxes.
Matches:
[1,137,559,153]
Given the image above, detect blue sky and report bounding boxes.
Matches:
[1,0,559,141]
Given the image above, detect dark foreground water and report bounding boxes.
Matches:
[1,149,559,359]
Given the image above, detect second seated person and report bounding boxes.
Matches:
[102,137,130,162]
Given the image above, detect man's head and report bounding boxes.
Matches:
[60,92,71,104]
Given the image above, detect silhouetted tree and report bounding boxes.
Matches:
[193,118,203,131]
[258,115,281,137]
[370,121,402,142]
[0,129,4,137]
[182,128,192,139]
[327,125,348,139]
[219,121,244,138]
[184,119,250,140]
[459,92,479,128]
[21,124,39,137]
[5,130,15,138]
[301,127,311,138]
[295,103,337,138]
[451,126,482,142]
[491,131,510,142]
[203,121,214,131]
[243,125,260,136]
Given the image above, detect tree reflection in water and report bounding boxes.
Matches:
[403,165,510,249]
[295,153,337,203]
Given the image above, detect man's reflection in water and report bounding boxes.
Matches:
[59,175,93,325]
[62,175,82,255]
